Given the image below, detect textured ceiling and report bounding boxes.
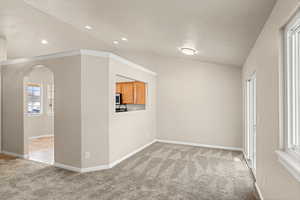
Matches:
[1,0,276,67]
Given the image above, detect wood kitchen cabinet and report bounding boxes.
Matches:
[133,82,146,104]
[116,81,146,105]
[116,83,122,94]
[121,82,134,104]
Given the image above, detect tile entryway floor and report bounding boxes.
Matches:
[29,136,54,164]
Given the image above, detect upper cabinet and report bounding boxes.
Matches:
[116,83,122,94]
[121,82,135,104]
[116,81,146,105]
[133,82,146,105]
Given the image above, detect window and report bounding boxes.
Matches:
[26,83,42,114]
[277,10,300,182]
[284,12,300,154]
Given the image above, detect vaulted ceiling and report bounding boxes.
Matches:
[1,0,276,67]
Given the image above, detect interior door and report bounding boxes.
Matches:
[246,74,256,172]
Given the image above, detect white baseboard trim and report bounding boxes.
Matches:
[242,151,247,160]
[156,139,243,151]
[81,165,109,173]
[54,162,82,173]
[9,139,243,174]
[29,135,54,139]
[243,151,251,168]
[54,140,157,173]
[109,139,157,168]
[55,162,109,173]
[242,151,257,183]
[1,150,29,159]
[255,182,264,200]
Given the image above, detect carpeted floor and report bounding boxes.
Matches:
[0,142,257,200]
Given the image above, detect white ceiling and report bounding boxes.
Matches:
[1,0,276,67]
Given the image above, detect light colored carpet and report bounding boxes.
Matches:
[0,142,257,200]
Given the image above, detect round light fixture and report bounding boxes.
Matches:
[121,37,128,41]
[180,47,197,55]
[113,41,119,45]
[41,39,48,44]
[85,25,93,30]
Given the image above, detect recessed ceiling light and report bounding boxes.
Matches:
[113,41,119,45]
[180,47,197,55]
[41,39,48,44]
[85,25,93,30]
[121,37,128,41]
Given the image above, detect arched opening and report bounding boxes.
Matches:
[23,65,54,164]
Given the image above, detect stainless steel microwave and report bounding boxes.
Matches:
[116,93,121,105]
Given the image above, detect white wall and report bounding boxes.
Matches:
[117,51,243,149]
[0,37,7,61]
[1,49,240,171]
[155,58,243,149]
[81,55,110,168]
[243,0,300,199]
[1,55,82,168]
[1,50,156,169]
[0,37,7,151]
[109,57,157,164]
[80,52,156,168]
[24,67,54,139]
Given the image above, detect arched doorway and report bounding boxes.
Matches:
[23,65,54,164]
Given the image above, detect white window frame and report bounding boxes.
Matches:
[277,10,300,182]
[47,84,54,115]
[26,83,43,116]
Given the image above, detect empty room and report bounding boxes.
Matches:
[0,0,300,200]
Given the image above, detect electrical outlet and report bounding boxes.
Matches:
[85,152,90,159]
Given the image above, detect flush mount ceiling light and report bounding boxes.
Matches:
[121,37,128,41]
[113,40,119,45]
[85,25,93,30]
[41,39,48,44]
[180,47,198,55]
